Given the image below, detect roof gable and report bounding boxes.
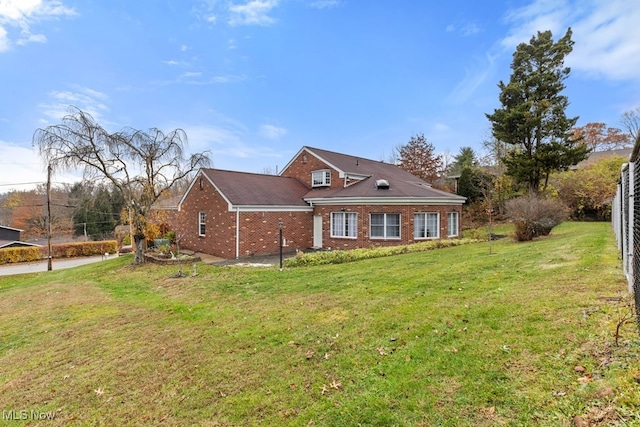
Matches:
[282,146,411,180]
[292,147,465,204]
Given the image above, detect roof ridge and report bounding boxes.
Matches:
[203,168,296,179]
[304,146,388,165]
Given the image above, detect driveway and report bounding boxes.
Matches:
[0,256,110,277]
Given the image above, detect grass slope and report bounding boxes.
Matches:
[0,222,638,426]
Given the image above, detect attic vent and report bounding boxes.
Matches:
[375,179,390,189]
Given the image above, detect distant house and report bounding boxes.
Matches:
[0,225,40,249]
[171,146,466,259]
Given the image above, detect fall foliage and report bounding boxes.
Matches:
[572,122,632,152]
[395,133,443,184]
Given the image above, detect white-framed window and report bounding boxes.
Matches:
[312,169,331,187]
[331,212,357,238]
[414,212,439,239]
[370,213,401,239]
[447,212,459,237]
[198,211,206,236]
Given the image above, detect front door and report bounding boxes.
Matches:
[313,215,323,249]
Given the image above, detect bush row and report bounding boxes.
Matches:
[283,238,478,267]
[0,240,118,265]
[0,247,43,265]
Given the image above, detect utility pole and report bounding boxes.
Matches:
[46,164,53,271]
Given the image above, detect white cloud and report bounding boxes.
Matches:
[259,124,287,140]
[0,25,8,51]
[447,51,498,104]
[0,0,76,52]
[184,123,282,167]
[39,87,110,125]
[446,21,480,37]
[501,0,570,49]
[460,23,480,36]
[0,140,45,191]
[310,0,341,9]
[228,0,278,26]
[0,139,82,191]
[501,0,640,82]
[180,71,203,79]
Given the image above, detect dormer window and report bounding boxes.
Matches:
[312,169,331,187]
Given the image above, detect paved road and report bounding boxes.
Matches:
[0,256,112,277]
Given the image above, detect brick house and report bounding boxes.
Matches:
[173,146,466,259]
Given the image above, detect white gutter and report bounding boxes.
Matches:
[304,196,467,206]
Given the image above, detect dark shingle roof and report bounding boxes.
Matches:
[202,169,310,207]
[301,147,465,202]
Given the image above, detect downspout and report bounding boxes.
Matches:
[235,207,240,259]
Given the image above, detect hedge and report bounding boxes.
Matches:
[283,238,479,267]
[0,246,43,265]
[0,240,118,265]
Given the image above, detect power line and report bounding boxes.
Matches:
[0,182,45,187]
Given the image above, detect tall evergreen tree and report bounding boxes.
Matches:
[449,147,478,176]
[486,28,588,193]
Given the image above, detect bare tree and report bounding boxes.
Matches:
[621,107,640,141]
[34,107,211,264]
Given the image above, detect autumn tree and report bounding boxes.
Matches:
[34,107,211,264]
[395,133,443,183]
[550,155,627,220]
[0,188,73,238]
[486,28,588,193]
[572,122,631,152]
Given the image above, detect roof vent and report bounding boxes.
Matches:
[375,179,390,189]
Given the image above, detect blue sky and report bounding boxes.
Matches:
[2,0,640,191]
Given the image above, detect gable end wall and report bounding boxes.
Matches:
[281,151,343,189]
[176,177,237,258]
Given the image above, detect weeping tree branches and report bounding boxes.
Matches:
[33,107,211,264]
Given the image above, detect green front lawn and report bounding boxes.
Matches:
[0,222,638,426]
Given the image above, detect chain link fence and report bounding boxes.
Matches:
[613,148,640,329]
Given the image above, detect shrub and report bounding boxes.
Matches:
[0,246,43,265]
[0,241,119,265]
[48,241,118,258]
[283,238,478,267]
[506,194,567,241]
[164,231,176,244]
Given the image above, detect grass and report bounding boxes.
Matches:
[0,222,639,426]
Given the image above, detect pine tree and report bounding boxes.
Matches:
[486,28,588,193]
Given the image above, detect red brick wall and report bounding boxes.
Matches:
[313,204,462,251]
[174,176,237,258]
[238,211,314,257]
[172,175,314,258]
